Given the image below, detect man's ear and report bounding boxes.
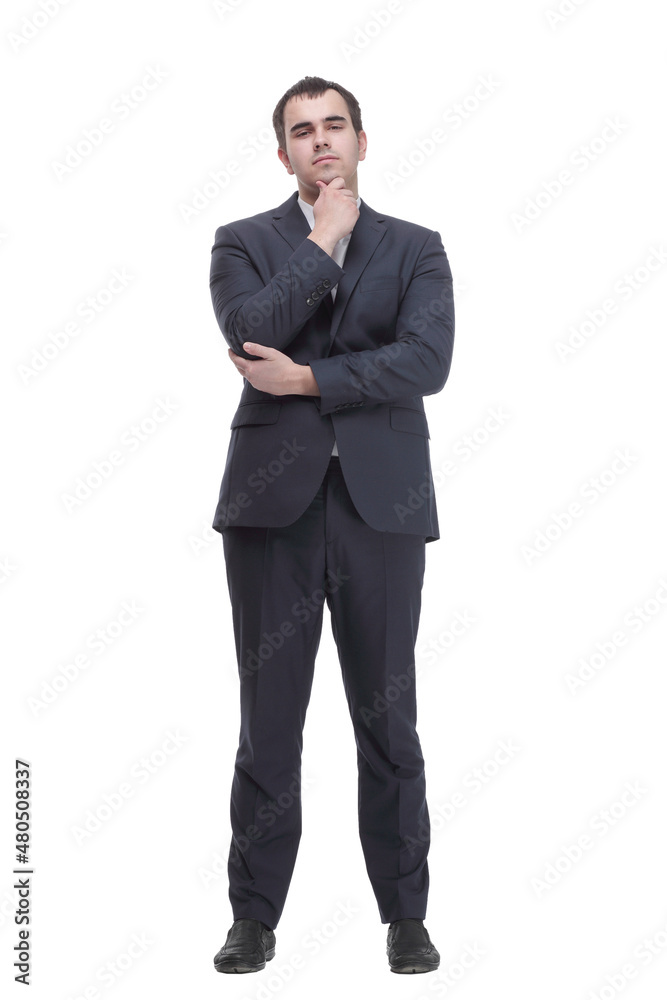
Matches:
[277,147,294,175]
[357,130,368,162]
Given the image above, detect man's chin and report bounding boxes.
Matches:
[298,174,344,202]
[315,170,342,186]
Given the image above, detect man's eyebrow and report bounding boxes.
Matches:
[289,114,348,134]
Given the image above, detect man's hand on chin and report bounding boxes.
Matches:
[228,342,320,396]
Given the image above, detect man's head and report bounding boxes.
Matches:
[272,76,367,204]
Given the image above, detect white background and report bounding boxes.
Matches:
[2,0,666,997]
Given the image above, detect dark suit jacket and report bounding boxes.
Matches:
[209,191,454,541]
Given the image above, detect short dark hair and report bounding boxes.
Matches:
[272,76,363,151]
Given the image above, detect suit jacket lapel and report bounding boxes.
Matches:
[328,200,385,350]
[272,194,334,323]
[271,191,309,251]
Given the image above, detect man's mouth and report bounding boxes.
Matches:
[313,155,337,164]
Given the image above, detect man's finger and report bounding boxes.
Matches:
[242,341,275,359]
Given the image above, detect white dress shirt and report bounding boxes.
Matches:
[298,195,362,457]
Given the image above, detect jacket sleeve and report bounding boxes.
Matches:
[209,223,344,360]
[308,231,454,415]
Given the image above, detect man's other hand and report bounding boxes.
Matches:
[228,343,320,396]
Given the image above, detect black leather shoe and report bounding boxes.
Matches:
[387,918,440,974]
[213,918,276,974]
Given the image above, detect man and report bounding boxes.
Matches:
[209,76,454,975]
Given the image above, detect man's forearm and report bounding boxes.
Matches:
[211,228,343,360]
[309,232,454,414]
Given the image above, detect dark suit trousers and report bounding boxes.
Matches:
[221,456,430,929]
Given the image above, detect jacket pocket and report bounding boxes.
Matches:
[390,406,430,438]
[230,402,282,428]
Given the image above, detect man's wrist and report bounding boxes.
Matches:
[307,231,337,258]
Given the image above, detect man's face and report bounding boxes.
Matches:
[277,89,367,204]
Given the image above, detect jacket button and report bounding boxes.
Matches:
[306,297,314,306]
[312,290,320,300]
[323,279,331,288]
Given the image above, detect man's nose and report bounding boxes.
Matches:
[314,133,329,148]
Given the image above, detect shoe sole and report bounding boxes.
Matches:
[215,948,275,974]
[390,960,439,974]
